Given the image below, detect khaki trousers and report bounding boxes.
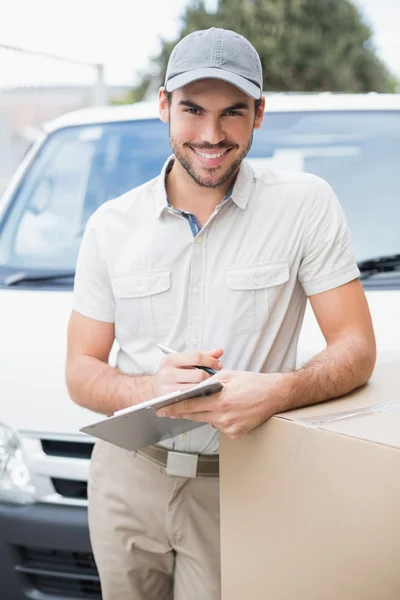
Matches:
[88,440,221,600]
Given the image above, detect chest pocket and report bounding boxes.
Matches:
[226,261,289,334]
[111,269,172,339]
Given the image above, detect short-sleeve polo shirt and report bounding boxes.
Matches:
[73,156,360,454]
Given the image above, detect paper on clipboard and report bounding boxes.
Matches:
[79,379,223,451]
[113,378,221,417]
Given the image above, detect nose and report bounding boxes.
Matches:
[199,116,226,146]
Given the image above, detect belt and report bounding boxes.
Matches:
[137,445,219,478]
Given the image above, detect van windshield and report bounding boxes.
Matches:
[0,110,399,273]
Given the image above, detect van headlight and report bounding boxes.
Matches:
[0,423,36,504]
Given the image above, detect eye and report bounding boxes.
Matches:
[184,108,202,115]
[224,110,243,117]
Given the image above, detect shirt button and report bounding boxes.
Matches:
[193,286,200,295]
[137,285,144,293]
[196,236,203,244]
[254,276,261,286]
[191,338,198,346]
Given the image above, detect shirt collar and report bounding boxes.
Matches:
[154,154,255,218]
[154,155,175,218]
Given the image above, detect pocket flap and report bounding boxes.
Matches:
[226,261,289,290]
[112,270,171,298]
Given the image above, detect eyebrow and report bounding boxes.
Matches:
[178,100,250,112]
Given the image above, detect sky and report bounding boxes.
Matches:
[0,0,399,88]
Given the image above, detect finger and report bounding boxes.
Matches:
[208,348,224,359]
[157,409,214,423]
[174,367,209,384]
[166,350,223,372]
[172,412,214,424]
[159,396,215,417]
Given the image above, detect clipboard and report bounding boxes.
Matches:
[80,379,223,451]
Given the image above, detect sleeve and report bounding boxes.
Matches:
[298,177,360,297]
[72,213,116,322]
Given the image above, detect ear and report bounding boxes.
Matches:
[253,96,266,130]
[159,87,170,124]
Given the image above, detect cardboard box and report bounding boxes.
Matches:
[220,361,400,600]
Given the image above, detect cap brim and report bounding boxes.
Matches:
[165,67,261,99]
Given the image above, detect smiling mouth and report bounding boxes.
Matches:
[192,148,231,159]
[189,146,233,166]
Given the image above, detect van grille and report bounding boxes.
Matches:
[52,478,88,500]
[33,437,94,504]
[15,546,101,599]
[42,439,94,459]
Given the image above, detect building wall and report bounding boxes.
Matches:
[0,85,131,194]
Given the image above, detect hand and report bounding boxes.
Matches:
[153,348,224,398]
[157,370,287,440]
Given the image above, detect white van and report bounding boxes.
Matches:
[0,94,399,599]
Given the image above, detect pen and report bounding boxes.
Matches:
[157,344,218,376]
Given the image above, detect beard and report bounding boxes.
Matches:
[169,131,253,189]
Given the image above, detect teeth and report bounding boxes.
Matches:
[194,149,227,159]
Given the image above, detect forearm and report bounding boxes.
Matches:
[278,335,376,413]
[66,355,155,415]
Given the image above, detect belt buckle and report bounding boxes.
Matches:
[166,451,198,478]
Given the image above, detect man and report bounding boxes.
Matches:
[66,27,376,600]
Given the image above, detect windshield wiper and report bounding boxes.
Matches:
[6,255,400,286]
[3,270,75,287]
[358,254,400,280]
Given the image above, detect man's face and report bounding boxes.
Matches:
[159,79,265,188]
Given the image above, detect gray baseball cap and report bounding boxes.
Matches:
[165,28,263,100]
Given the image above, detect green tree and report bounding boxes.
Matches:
[128,0,396,101]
